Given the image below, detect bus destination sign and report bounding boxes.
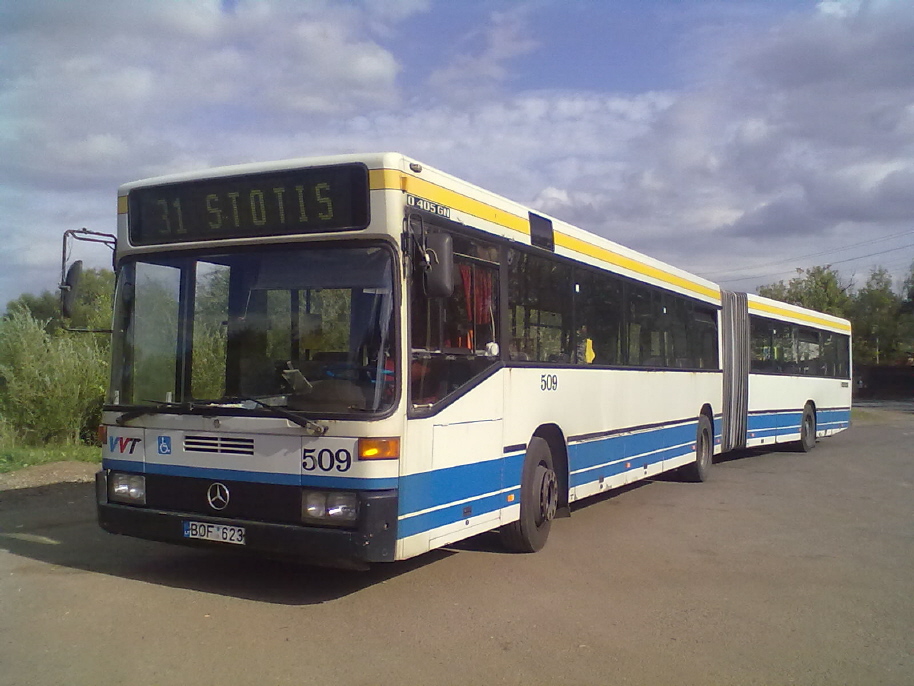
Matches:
[128,163,370,245]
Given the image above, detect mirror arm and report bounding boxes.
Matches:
[60,228,117,285]
[404,213,427,268]
[59,228,117,332]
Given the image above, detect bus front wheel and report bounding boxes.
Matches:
[501,437,558,553]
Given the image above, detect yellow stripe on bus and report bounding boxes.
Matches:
[368,168,406,193]
[555,233,720,301]
[749,299,852,333]
[370,168,720,302]
[370,168,529,234]
[118,195,128,215]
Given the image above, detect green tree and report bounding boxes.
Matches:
[757,266,852,317]
[4,268,115,333]
[67,268,116,331]
[1,270,114,444]
[5,291,60,327]
[0,305,108,444]
[850,268,903,364]
[897,260,914,361]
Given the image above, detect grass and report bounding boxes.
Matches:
[0,443,101,474]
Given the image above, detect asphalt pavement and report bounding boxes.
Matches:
[1,409,912,685]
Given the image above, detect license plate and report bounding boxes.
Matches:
[183,521,246,545]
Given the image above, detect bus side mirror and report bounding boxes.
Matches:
[61,260,83,319]
[424,233,454,298]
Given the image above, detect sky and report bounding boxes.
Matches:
[2,0,914,312]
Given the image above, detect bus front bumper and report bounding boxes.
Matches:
[95,471,398,568]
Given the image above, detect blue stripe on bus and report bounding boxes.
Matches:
[397,418,700,539]
[398,488,520,538]
[746,407,851,439]
[818,407,851,431]
[107,407,849,542]
[568,420,697,487]
[748,410,801,439]
[102,459,397,490]
[747,411,802,439]
[399,454,525,518]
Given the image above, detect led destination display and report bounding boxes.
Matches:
[128,163,370,245]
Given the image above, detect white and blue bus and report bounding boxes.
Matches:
[720,292,852,453]
[91,153,851,567]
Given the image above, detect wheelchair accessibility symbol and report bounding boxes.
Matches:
[157,436,172,455]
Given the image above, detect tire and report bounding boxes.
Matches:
[798,404,816,453]
[681,414,713,483]
[501,437,559,553]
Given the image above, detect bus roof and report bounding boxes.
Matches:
[747,293,852,334]
[118,152,724,305]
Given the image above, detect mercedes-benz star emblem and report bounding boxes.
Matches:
[206,482,230,511]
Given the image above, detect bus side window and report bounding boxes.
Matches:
[410,230,500,407]
[508,250,573,363]
[797,327,822,376]
[574,268,623,365]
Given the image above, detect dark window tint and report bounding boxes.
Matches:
[508,250,573,362]
[508,247,720,371]
[750,315,849,379]
[692,306,719,369]
[574,270,623,365]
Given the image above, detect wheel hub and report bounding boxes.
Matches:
[538,468,558,524]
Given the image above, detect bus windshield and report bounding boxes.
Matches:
[109,245,396,416]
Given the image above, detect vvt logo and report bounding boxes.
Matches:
[108,436,141,455]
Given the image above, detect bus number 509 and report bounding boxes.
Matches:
[303,448,352,472]
[540,374,558,391]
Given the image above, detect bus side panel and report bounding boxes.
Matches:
[746,374,852,447]
[502,367,722,506]
[397,372,508,560]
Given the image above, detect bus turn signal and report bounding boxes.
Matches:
[358,437,400,460]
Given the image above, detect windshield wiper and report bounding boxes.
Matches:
[115,397,327,436]
[115,398,233,424]
[207,396,328,436]
[115,401,185,425]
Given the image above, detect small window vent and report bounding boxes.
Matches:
[529,212,554,251]
[184,435,254,456]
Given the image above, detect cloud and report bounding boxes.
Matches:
[2,0,914,308]
[0,0,408,192]
[0,0,424,307]
[529,0,914,286]
[426,6,538,100]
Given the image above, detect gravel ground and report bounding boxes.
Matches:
[0,461,97,492]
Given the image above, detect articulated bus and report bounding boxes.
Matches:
[720,293,852,455]
[89,153,851,567]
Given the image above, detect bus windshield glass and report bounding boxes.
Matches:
[109,245,396,415]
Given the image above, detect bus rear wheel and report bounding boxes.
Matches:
[797,404,816,452]
[501,437,558,553]
[681,414,713,483]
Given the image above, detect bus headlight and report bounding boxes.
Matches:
[302,490,358,526]
[109,472,146,505]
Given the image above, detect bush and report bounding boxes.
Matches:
[0,413,13,449]
[0,305,108,445]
